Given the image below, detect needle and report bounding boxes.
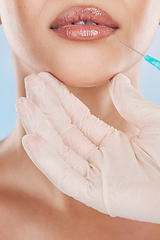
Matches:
[115,39,160,71]
[115,39,144,57]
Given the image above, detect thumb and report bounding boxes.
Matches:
[109,73,160,129]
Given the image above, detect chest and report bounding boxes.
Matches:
[1,196,160,240]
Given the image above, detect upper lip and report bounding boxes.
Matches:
[50,6,119,29]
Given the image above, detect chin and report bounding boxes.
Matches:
[56,72,112,88]
[48,66,116,88]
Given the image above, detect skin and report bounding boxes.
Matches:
[0,0,160,238]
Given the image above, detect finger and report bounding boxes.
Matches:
[24,74,102,162]
[22,134,91,202]
[15,98,90,176]
[29,72,114,147]
[109,73,160,129]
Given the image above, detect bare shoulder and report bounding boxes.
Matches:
[0,149,55,238]
[0,187,61,239]
[0,140,62,239]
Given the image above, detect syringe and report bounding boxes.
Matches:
[115,39,160,71]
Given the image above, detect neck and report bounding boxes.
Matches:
[0,54,141,212]
[8,54,141,147]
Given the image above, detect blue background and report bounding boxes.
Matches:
[0,25,160,141]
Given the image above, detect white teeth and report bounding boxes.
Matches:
[71,21,98,25]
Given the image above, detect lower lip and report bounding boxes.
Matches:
[51,25,117,40]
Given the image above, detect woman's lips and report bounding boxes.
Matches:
[50,6,119,41]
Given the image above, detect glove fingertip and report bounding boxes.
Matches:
[109,73,131,93]
[22,134,41,162]
[38,72,62,88]
[109,74,132,105]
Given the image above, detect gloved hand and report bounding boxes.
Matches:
[15,72,160,224]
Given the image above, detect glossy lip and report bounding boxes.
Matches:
[50,6,119,30]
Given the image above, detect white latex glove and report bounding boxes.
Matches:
[15,72,160,224]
